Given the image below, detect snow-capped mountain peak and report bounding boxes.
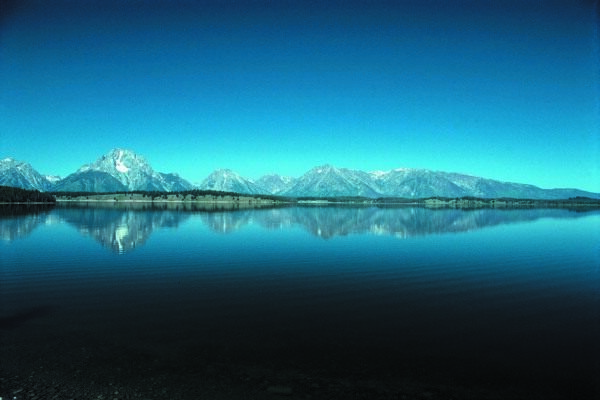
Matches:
[44,175,61,184]
[58,148,192,192]
[81,148,152,175]
[369,170,389,178]
[2,150,599,199]
[114,149,129,173]
[199,169,264,194]
[312,164,337,174]
[0,157,54,191]
[283,164,381,197]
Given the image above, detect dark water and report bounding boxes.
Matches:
[1,204,599,399]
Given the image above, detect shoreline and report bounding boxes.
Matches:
[2,199,598,210]
[1,192,599,210]
[53,196,600,209]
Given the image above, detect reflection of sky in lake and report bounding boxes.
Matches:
[1,206,599,398]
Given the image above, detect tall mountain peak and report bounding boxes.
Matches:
[311,164,338,173]
[200,169,264,194]
[1,150,599,199]
[82,148,151,173]
[57,149,192,192]
[284,164,381,197]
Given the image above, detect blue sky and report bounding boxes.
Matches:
[1,0,599,191]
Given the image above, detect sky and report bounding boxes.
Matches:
[1,0,599,191]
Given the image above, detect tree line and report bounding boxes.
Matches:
[50,189,294,202]
[0,186,56,203]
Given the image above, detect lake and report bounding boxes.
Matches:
[1,203,599,399]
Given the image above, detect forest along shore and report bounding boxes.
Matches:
[52,193,600,210]
[1,185,599,209]
[53,192,291,205]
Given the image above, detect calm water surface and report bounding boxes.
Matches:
[1,204,599,399]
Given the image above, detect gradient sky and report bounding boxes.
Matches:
[1,0,599,191]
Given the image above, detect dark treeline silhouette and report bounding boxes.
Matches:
[374,196,600,208]
[50,189,295,202]
[0,186,56,203]
[18,187,599,208]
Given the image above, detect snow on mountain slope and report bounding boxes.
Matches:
[282,166,600,199]
[63,149,193,192]
[199,169,266,194]
[283,165,381,197]
[255,174,296,194]
[1,150,598,199]
[0,157,54,191]
[53,170,127,192]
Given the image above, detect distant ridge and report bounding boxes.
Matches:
[0,157,55,191]
[1,149,598,200]
[198,169,264,194]
[277,165,599,200]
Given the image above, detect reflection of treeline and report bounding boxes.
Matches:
[0,186,56,203]
[0,203,55,217]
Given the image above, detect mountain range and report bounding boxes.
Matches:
[1,148,598,199]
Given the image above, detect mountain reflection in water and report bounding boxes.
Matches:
[1,203,598,253]
[1,202,599,399]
